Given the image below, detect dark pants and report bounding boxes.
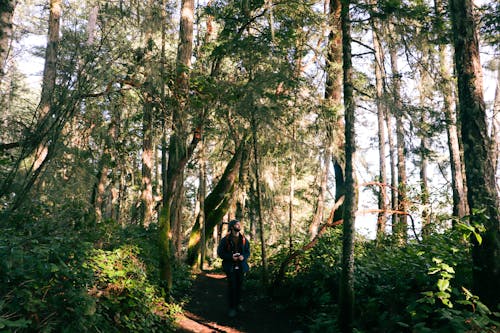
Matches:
[226,267,244,309]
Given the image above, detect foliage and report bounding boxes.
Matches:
[267,225,499,332]
[0,203,188,332]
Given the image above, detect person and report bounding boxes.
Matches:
[217,219,250,318]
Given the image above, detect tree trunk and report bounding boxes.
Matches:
[141,99,154,227]
[370,9,388,240]
[325,0,345,224]
[450,0,500,309]
[338,0,356,330]
[386,106,398,230]
[251,108,269,287]
[492,63,499,185]
[186,139,248,265]
[435,0,468,218]
[86,5,98,45]
[159,0,197,295]
[0,0,16,77]
[140,0,156,228]
[388,21,407,243]
[34,0,62,170]
[3,0,62,210]
[309,148,330,238]
[288,122,296,252]
[198,137,207,270]
[419,99,431,237]
[91,151,110,222]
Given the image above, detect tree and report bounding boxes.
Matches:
[186,139,249,266]
[370,1,388,240]
[435,0,468,219]
[140,0,157,228]
[326,0,346,225]
[0,0,16,77]
[0,0,62,211]
[338,0,357,331]
[159,0,199,295]
[450,0,500,308]
[387,19,407,243]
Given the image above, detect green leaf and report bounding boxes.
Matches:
[473,231,482,245]
[437,279,449,292]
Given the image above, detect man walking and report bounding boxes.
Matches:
[217,219,250,317]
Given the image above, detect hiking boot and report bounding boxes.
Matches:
[228,309,237,317]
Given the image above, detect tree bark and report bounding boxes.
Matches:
[309,148,330,238]
[325,0,345,224]
[0,0,16,77]
[387,21,407,243]
[450,0,500,309]
[435,0,468,218]
[419,87,431,237]
[198,137,207,270]
[492,63,500,186]
[386,105,398,230]
[160,0,198,295]
[288,121,296,252]
[140,36,155,227]
[370,8,388,240]
[2,0,62,210]
[338,0,356,330]
[251,108,269,287]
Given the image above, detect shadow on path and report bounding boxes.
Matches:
[175,271,303,333]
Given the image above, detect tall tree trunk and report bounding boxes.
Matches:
[338,0,356,330]
[450,0,500,309]
[91,149,110,222]
[170,0,195,257]
[435,0,468,218]
[0,0,16,77]
[140,1,155,228]
[288,121,296,252]
[386,106,398,230]
[325,0,345,224]
[370,9,387,240]
[198,137,207,270]
[492,63,500,184]
[251,108,269,287]
[388,21,407,243]
[4,0,62,210]
[86,5,98,45]
[419,79,431,237]
[159,131,172,294]
[33,0,62,172]
[309,148,330,238]
[186,140,248,265]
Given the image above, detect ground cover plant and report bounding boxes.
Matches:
[0,204,188,332]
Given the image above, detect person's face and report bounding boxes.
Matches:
[232,221,241,232]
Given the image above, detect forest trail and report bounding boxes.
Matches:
[175,271,304,333]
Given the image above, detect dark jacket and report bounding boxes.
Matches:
[217,233,250,273]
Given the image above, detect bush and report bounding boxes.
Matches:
[267,226,499,332]
[0,204,186,332]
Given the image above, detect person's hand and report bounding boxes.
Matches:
[238,255,244,261]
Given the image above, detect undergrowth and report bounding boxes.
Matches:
[0,203,190,332]
[268,227,500,332]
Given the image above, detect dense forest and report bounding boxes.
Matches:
[0,0,499,332]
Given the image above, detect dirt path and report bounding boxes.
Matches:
[175,271,304,333]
